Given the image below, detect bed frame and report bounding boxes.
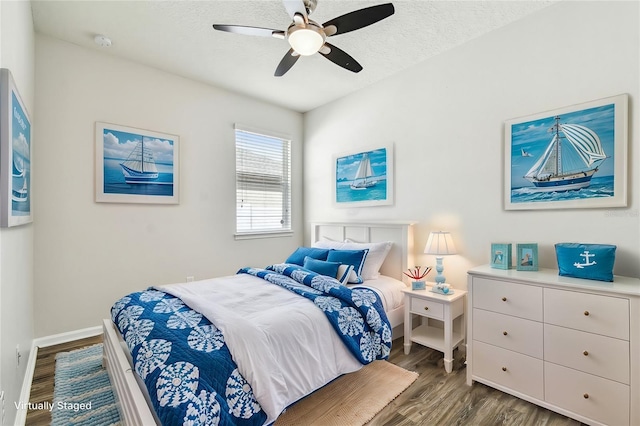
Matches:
[103,221,415,425]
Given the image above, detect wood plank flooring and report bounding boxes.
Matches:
[25,334,583,426]
[25,335,103,426]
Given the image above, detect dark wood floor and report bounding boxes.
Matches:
[25,334,582,426]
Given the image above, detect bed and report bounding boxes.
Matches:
[103,222,414,425]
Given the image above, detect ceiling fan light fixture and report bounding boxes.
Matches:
[287,24,325,56]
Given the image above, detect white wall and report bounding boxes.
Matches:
[304,1,640,288]
[0,1,35,423]
[34,36,304,337]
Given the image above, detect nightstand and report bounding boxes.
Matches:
[402,285,467,373]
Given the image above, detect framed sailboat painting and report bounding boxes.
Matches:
[0,69,33,227]
[504,94,628,210]
[334,144,393,207]
[95,122,179,204]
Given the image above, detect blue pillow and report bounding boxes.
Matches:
[303,256,341,279]
[285,247,330,266]
[327,249,369,284]
[555,243,616,282]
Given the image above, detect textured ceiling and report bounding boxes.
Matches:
[31,0,556,112]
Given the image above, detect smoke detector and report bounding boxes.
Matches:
[94,34,112,47]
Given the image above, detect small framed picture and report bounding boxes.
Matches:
[411,281,426,291]
[490,243,512,269]
[516,243,539,271]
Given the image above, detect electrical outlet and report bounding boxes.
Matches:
[186,276,194,283]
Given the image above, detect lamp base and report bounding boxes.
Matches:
[434,256,446,285]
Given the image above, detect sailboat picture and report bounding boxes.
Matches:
[504,94,628,210]
[95,122,180,204]
[335,145,393,207]
[350,153,377,190]
[0,68,32,227]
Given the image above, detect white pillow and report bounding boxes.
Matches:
[337,264,355,285]
[312,238,393,280]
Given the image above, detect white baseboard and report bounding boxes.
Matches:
[33,325,102,348]
[15,340,38,426]
[15,325,103,425]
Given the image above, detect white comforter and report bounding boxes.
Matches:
[157,273,362,424]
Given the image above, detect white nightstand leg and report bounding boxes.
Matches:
[404,293,411,355]
[444,305,453,373]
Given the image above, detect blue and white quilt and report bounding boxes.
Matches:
[111,264,391,425]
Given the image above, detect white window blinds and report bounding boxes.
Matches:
[235,125,291,236]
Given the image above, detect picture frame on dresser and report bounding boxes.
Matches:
[490,243,512,269]
[516,243,538,271]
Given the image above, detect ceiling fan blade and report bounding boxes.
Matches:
[319,43,362,73]
[323,3,395,36]
[275,49,300,77]
[283,0,308,21]
[212,24,285,38]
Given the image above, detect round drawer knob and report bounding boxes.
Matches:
[583,350,589,356]
[501,297,507,302]
[584,310,590,316]
[502,367,507,372]
[424,307,429,311]
[583,393,589,399]
[503,331,508,336]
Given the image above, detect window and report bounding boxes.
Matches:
[235,125,291,238]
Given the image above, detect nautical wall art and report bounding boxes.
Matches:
[95,122,179,204]
[0,68,32,227]
[504,94,628,210]
[334,144,393,207]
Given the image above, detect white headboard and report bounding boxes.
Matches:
[310,222,415,284]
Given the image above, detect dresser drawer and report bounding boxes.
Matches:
[473,278,542,321]
[473,341,544,400]
[545,362,630,426]
[544,324,629,384]
[544,288,629,340]
[473,309,543,358]
[410,297,443,320]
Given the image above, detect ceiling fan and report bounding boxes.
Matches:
[212,0,395,76]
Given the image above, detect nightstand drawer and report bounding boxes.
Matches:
[410,297,443,320]
[473,309,543,358]
[473,278,542,321]
[544,324,629,384]
[473,341,544,400]
[544,288,629,340]
[545,362,629,426]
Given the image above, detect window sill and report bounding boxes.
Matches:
[234,231,294,240]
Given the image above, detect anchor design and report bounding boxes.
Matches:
[574,250,597,268]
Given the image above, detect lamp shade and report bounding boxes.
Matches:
[424,231,457,256]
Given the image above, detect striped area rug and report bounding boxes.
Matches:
[52,343,121,426]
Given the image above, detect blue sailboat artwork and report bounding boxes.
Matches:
[336,148,388,203]
[102,128,175,197]
[509,103,616,204]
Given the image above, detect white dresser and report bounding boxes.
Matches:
[467,265,640,426]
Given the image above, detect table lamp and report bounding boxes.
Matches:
[424,231,457,285]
